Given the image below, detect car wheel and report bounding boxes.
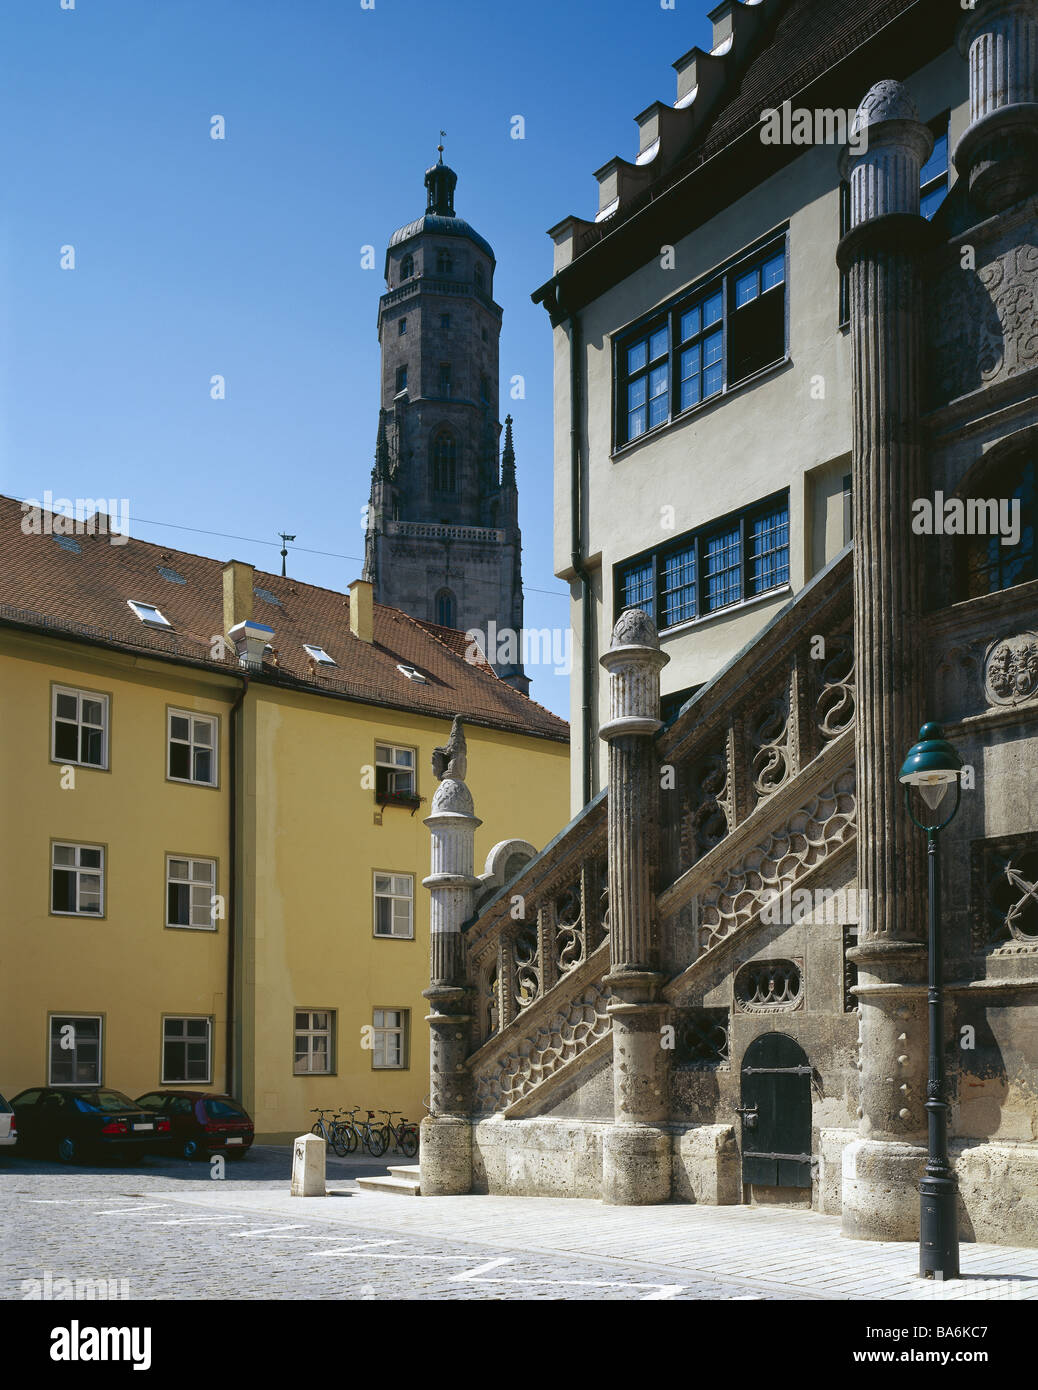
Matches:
[57,1135,79,1164]
[180,1139,201,1160]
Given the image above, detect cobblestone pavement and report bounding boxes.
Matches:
[1,1148,786,1301]
[5,1146,1037,1301]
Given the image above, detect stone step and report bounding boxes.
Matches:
[388,1164,420,1181]
[355,1172,421,1197]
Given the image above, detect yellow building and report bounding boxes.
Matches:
[0,495,568,1141]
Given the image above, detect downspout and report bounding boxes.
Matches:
[567,310,594,807]
[226,672,249,1097]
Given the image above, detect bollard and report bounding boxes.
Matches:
[290,1133,326,1196]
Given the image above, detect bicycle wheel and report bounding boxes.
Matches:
[401,1127,419,1159]
[330,1124,349,1158]
[365,1124,388,1158]
[311,1122,324,1139]
[343,1123,359,1154]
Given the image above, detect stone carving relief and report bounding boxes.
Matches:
[734,958,804,1013]
[700,766,856,953]
[978,245,1038,383]
[472,980,613,1113]
[971,834,1038,951]
[677,744,733,868]
[815,633,856,739]
[749,688,794,800]
[984,633,1038,707]
[673,1007,730,1066]
[513,923,540,1010]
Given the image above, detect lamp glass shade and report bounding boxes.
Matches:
[899,721,962,795]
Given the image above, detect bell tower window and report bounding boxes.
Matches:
[399,253,414,282]
[432,430,457,493]
[435,589,456,628]
[436,248,453,275]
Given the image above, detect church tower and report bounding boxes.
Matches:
[363,146,529,695]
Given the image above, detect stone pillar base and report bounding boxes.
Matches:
[840,1138,926,1240]
[601,1124,671,1205]
[419,1115,473,1196]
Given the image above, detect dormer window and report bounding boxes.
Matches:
[303,643,336,666]
[127,599,172,628]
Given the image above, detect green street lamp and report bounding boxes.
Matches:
[899,721,963,1281]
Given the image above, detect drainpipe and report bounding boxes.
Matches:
[226,672,249,1097]
[567,309,594,807]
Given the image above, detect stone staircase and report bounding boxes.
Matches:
[355,1163,421,1197]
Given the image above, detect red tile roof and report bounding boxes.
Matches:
[0,495,568,744]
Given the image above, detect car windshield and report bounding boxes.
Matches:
[76,1090,136,1113]
[205,1100,247,1120]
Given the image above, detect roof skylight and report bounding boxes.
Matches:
[396,663,428,683]
[157,565,187,585]
[127,599,172,628]
[303,643,336,666]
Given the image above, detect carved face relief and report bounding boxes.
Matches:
[984,633,1038,706]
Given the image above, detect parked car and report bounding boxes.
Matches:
[10,1087,170,1163]
[0,1092,17,1149]
[134,1091,254,1160]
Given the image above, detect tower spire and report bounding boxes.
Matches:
[373,407,391,480]
[425,135,457,216]
[501,414,516,487]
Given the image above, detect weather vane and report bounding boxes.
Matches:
[438,129,446,160]
[278,530,296,578]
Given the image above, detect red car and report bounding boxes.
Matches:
[135,1090,254,1160]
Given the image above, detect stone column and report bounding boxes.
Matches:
[955,0,1038,215]
[420,718,481,1196]
[598,609,671,1204]
[837,81,936,1241]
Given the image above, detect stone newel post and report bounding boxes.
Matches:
[837,80,936,1241]
[955,0,1038,215]
[420,717,481,1196]
[599,609,671,1205]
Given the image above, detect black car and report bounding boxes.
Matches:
[10,1087,171,1163]
[134,1091,254,1160]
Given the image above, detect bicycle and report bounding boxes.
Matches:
[377,1109,419,1158]
[337,1106,387,1157]
[309,1107,349,1158]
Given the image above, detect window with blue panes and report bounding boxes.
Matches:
[616,239,787,447]
[615,492,790,632]
[920,124,950,220]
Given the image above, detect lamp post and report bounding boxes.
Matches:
[899,722,963,1280]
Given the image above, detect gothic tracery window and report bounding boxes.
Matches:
[432,430,457,493]
[435,589,456,629]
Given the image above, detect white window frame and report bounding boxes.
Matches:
[127,599,172,628]
[51,686,109,769]
[375,743,416,797]
[373,873,414,939]
[303,643,336,666]
[51,842,105,916]
[294,1010,335,1075]
[167,709,218,786]
[161,1016,213,1084]
[166,855,217,931]
[372,1008,409,1070]
[48,1013,103,1086]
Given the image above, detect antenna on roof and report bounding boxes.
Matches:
[278,531,296,577]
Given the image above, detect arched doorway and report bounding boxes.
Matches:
[739,1032,812,1192]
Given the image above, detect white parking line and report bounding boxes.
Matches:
[144,1216,254,1226]
[95,1206,167,1215]
[229,1225,312,1237]
[449,1257,512,1281]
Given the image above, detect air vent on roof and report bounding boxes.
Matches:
[396,663,428,683]
[254,587,282,607]
[157,565,187,585]
[53,535,82,555]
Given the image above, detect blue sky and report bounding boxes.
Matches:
[1,0,714,716]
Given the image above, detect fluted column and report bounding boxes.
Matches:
[420,718,481,1196]
[837,81,936,1241]
[955,0,1038,213]
[599,609,671,1204]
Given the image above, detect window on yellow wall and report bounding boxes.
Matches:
[52,687,108,768]
[166,857,217,930]
[372,1009,409,1068]
[49,1015,102,1085]
[168,710,218,786]
[51,843,104,915]
[294,1011,335,1074]
[374,873,414,937]
[162,1017,212,1084]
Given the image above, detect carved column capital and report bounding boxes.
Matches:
[955,0,1038,212]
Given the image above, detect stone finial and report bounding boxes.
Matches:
[611,606,661,651]
[842,79,933,224]
[432,715,467,781]
[955,0,1038,213]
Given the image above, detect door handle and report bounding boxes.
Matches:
[735,1105,759,1130]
